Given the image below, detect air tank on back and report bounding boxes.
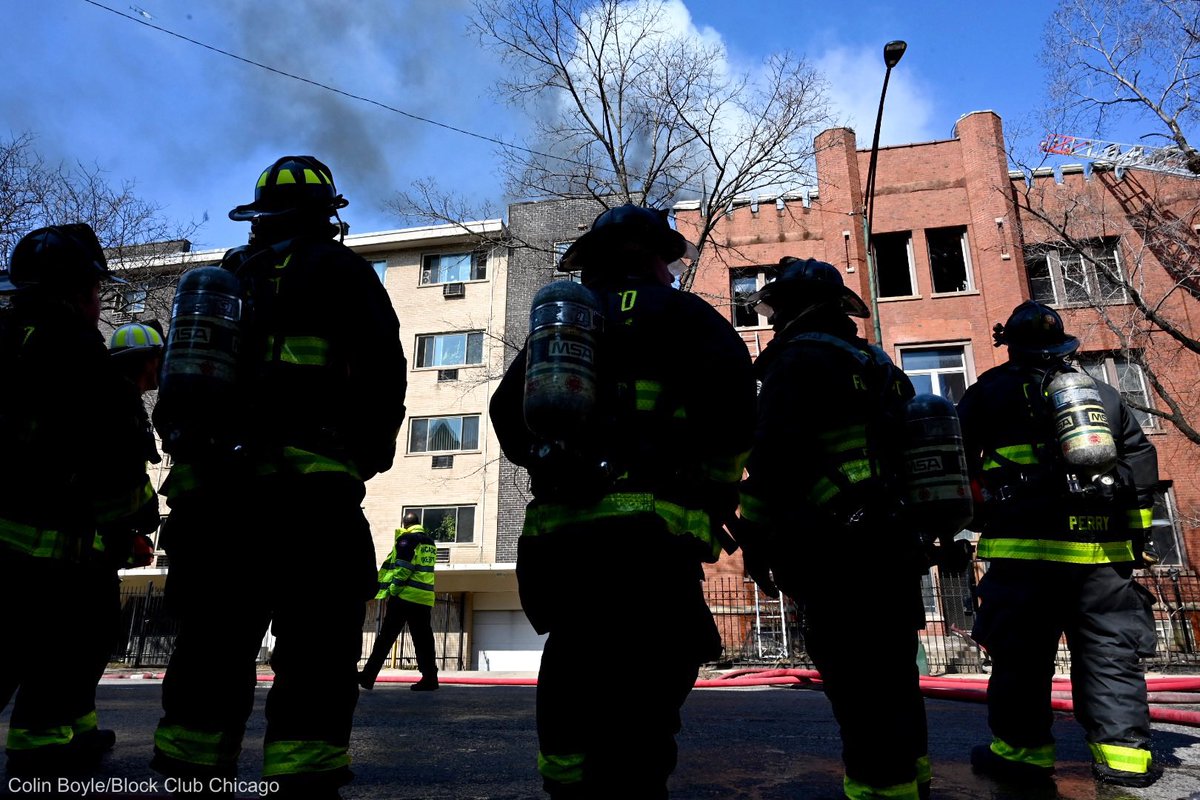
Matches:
[899,393,974,538]
[522,280,604,443]
[1046,371,1118,477]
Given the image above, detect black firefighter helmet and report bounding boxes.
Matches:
[746,257,869,329]
[558,204,697,274]
[3,223,119,293]
[228,155,349,222]
[992,300,1079,358]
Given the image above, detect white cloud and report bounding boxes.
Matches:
[816,44,938,149]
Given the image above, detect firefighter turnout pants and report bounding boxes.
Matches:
[151,474,378,794]
[517,520,722,799]
[801,554,930,800]
[972,559,1157,776]
[360,596,437,686]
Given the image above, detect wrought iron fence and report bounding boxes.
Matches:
[359,593,467,672]
[703,565,1200,675]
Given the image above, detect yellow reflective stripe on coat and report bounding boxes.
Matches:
[538,751,585,785]
[739,491,771,526]
[843,775,920,800]
[262,740,351,777]
[264,335,331,366]
[701,449,750,483]
[977,537,1134,564]
[982,444,1040,471]
[154,724,242,768]
[94,480,156,523]
[0,516,86,560]
[915,755,931,785]
[1089,742,1151,774]
[818,425,867,453]
[523,492,719,559]
[6,725,74,751]
[991,737,1055,768]
[634,379,662,412]
[1127,508,1153,530]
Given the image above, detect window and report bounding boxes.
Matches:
[872,231,916,298]
[1076,352,1156,429]
[1026,238,1126,306]
[553,241,582,282]
[926,227,973,293]
[421,251,486,285]
[900,346,968,404]
[415,332,484,368]
[1149,488,1184,565]
[409,415,481,453]
[371,259,387,284]
[730,268,773,328]
[404,505,475,544]
[117,286,148,314]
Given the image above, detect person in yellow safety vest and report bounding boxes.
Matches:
[359,511,439,691]
[959,301,1160,789]
[0,224,160,778]
[490,204,756,799]
[733,257,929,800]
[149,156,407,800]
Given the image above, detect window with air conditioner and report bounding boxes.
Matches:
[408,415,481,454]
[402,505,476,544]
[421,251,487,285]
[415,331,484,368]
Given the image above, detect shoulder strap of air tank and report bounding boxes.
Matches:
[788,331,873,367]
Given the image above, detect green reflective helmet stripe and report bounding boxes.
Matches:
[110,322,164,352]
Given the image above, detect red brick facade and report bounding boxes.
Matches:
[679,110,1200,574]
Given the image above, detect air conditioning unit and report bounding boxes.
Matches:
[435,547,451,564]
[443,282,465,298]
[437,369,459,382]
[432,455,454,469]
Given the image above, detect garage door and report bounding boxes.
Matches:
[473,610,546,671]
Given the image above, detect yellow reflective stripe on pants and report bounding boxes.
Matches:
[1089,742,1151,774]
[154,724,241,768]
[843,775,920,800]
[990,737,1055,769]
[976,538,1134,564]
[538,751,584,785]
[72,710,98,735]
[7,725,74,751]
[915,755,931,785]
[262,740,351,777]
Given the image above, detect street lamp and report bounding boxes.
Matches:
[862,39,907,346]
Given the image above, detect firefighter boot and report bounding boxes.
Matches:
[410,674,438,692]
[971,744,1055,789]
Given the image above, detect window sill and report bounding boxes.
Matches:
[417,279,489,289]
[734,324,772,332]
[404,449,483,458]
[930,290,980,298]
[413,365,484,372]
[878,294,923,303]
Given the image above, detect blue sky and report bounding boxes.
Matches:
[6,0,1084,252]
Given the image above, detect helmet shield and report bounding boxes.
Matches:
[994,301,1079,357]
[559,204,695,272]
[229,155,349,222]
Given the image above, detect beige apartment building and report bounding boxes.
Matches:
[109,220,542,670]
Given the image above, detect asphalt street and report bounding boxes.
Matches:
[1,678,1198,799]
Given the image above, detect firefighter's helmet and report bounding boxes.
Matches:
[6,224,118,292]
[558,204,697,272]
[992,300,1079,358]
[109,321,165,356]
[747,257,869,327]
[228,155,349,222]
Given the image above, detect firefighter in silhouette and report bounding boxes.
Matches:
[150,156,407,799]
[960,301,1160,789]
[736,257,934,800]
[359,510,439,691]
[0,225,158,776]
[490,204,756,798]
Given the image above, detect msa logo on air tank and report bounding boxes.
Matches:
[549,340,594,362]
[1056,409,1109,433]
[173,327,211,344]
[908,455,943,475]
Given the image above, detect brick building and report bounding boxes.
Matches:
[677,110,1198,575]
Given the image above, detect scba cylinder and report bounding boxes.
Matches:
[523,280,604,442]
[1047,370,1118,475]
[900,394,973,537]
[156,264,243,455]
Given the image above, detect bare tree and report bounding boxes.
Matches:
[394,0,832,290]
[1043,0,1200,163]
[0,132,202,327]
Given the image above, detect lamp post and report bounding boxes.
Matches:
[862,39,907,346]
